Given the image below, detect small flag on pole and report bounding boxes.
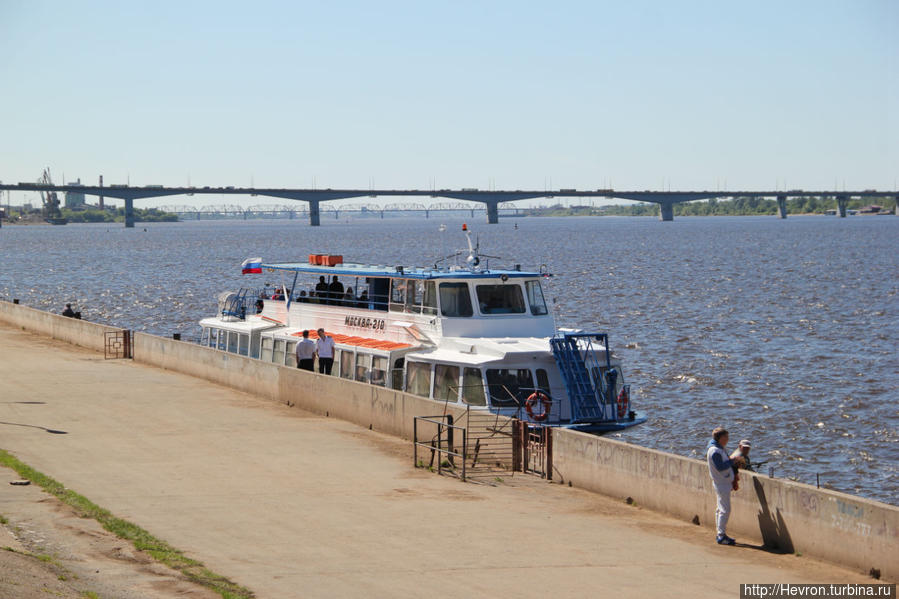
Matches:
[241,257,262,274]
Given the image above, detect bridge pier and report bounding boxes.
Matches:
[658,202,674,221]
[309,199,320,226]
[777,195,788,219]
[894,196,898,216]
[836,195,848,218]
[486,201,499,224]
[124,197,134,228]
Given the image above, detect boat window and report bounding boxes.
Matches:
[485,368,534,407]
[391,357,405,390]
[239,334,251,357]
[284,341,296,364]
[525,280,548,316]
[201,328,209,346]
[433,364,460,403]
[371,356,387,387]
[273,339,285,364]
[422,281,437,315]
[389,279,407,312]
[340,351,354,379]
[439,282,473,317]
[406,280,422,312]
[536,368,551,395]
[260,337,273,361]
[462,367,487,406]
[476,284,526,315]
[355,353,370,382]
[406,361,432,398]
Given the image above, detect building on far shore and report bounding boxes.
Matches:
[65,179,86,208]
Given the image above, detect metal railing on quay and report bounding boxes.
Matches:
[413,415,468,481]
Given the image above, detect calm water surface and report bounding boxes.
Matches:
[1,215,897,504]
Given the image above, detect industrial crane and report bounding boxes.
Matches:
[37,167,67,224]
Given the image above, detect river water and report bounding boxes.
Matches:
[1,215,897,505]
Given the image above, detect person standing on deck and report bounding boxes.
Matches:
[295,330,316,371]
[707,427,744,545]
[316,328,335,375]
[314,276,328,303]
[328,276,344,306]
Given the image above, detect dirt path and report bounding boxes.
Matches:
[0,324,874,598]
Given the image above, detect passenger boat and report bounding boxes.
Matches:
[199,227,647,432]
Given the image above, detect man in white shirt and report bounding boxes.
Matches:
[707,427,744,545]
[295,330,316,371]
[316,328,335,375]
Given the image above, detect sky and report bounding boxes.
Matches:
[0,1,896,207]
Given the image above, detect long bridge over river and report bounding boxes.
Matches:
[0,181,894,227]
[152,202,525,220]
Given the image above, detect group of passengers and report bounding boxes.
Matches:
[255,277,371,310]
[303,276,368,307]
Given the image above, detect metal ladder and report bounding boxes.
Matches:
[549,333,613,422]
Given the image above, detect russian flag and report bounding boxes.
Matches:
[241,257,262,274]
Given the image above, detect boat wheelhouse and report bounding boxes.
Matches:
[200,241,646,432]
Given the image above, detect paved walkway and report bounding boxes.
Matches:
[0,325,871,598]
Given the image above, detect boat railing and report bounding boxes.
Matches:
[222,288,264,319]
[290,291,390,310]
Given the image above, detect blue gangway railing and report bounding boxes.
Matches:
[549,332,618,423]
[222,288,256,319]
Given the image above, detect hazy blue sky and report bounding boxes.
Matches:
[1,1,896,206]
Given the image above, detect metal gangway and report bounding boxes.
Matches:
[550,332,630,424]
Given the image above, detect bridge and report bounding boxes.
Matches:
[153,202,527,220]
[0,181,894,227]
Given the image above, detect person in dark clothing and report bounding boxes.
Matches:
[62,304,76,318]
[314,276,329,303]
[328,276,344,306]
[356,290,369,309]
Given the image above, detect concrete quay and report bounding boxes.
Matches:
[0,324,885,597]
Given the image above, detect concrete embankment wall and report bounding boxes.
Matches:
[0,300,122,353]
[131,332,468,441]
[552,429,898,580]
[1,299,896,579]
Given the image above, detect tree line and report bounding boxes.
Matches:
[529,196,896,217]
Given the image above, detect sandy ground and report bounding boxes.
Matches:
[0,324,875,598]
[0,468,218,599]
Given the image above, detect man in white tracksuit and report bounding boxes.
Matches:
[707,427,744,545]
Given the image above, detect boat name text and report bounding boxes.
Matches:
[344,315,386,330]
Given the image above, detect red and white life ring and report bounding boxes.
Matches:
[525,391,552,422]
[617,388,629,419]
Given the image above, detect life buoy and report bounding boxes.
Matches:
[617,388,629,419]
[525,391,552,422]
